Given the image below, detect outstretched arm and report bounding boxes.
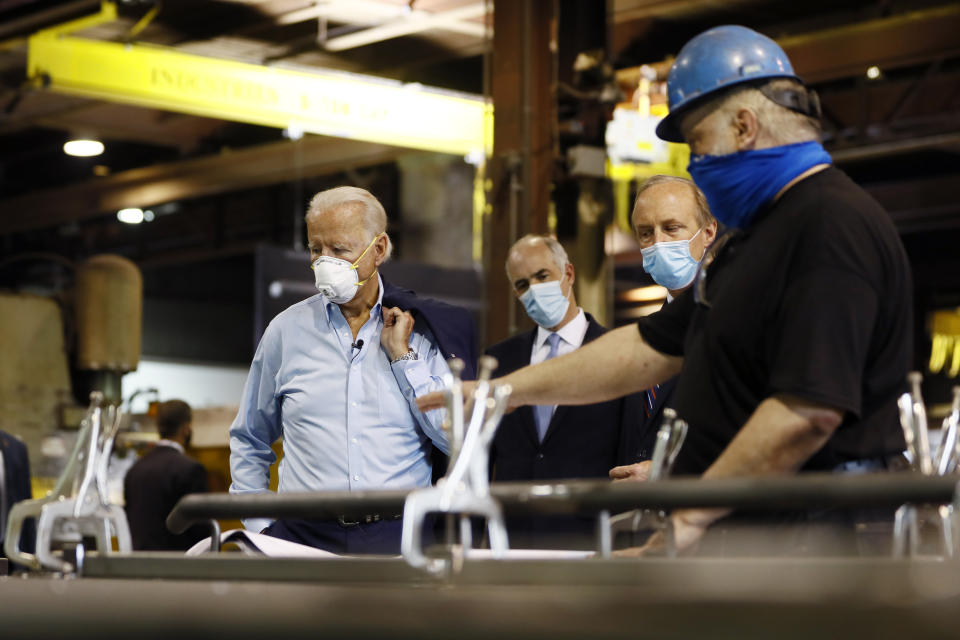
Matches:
[418,325,681,411]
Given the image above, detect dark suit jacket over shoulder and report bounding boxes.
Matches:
[383,280,478,379]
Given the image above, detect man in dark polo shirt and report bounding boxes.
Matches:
[419,25,911,554]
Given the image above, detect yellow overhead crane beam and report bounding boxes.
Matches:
[25,2,492,157]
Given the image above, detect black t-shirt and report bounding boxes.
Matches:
[637,167,912,476]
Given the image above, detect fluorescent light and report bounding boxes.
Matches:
[282,124,304,140]
[464,148,485,166]
[866,65,881,80]
[64,139,104,157]
[117,208,144,224]
[619,285,668,303]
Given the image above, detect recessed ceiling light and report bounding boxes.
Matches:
[117,208,144,224]
[64,139,104,157]
[866,65,881,80]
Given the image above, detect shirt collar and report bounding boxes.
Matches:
[535,308,587,350]
[156,439,185,454]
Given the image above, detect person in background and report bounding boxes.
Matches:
[610,175,716,472]
[124,399,209,551]
[486,234,646,549]
[1,429,35,569]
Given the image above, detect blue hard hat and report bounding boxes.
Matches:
[656,25,800,143]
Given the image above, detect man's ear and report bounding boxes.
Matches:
[373,233,388,267]
[734,107,760,151]
[702,220,718,248]
[564,262,575,288]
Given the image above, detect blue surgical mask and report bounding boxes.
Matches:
[688,140,832,229]
[641,228,703,291]
[519,276,570,329]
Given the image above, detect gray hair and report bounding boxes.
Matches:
[306,186,393,259]
[710,78,821,145]
[633,175,715,228]
[505,234,570,278]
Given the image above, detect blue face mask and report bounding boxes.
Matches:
[687,140,832,229]
[641,228,703,291]
[519,276,570,329]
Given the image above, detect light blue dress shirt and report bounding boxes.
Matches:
[229,277,451,533]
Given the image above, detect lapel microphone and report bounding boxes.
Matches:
[352,339,364,350]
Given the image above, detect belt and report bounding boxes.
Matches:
[335,513,403,527]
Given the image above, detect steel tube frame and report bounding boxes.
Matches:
[167,473,960,534]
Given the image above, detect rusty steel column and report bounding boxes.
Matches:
[484,0,556,347]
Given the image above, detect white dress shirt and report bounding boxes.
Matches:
[529,308,588,420]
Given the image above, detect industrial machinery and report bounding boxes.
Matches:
[0,254,142,489]
[4,392,131,572]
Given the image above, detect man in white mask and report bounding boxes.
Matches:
[485,234,645,549]
[229,186,457,555]
[610,175,717,471]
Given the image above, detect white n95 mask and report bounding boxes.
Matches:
[312,233,382,304]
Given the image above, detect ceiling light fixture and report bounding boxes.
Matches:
[117,208,145,224]
[64,139,104,157]
[866,65,881,80]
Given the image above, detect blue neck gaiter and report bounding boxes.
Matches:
[687,141,832,229]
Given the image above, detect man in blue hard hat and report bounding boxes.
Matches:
[420,25,911,555]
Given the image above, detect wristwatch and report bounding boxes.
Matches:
[390,349,418,364]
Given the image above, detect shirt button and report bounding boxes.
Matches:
[353,475,359,481]
[536,453,544,460]
[351,402,358,407]
[351,438,358,444]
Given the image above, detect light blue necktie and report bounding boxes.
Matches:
[533,333,562,441]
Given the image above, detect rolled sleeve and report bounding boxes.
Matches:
[636,289,694,357]
[390,331,451,454]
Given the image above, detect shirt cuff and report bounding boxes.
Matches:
[391,358,432,395]
[244,517,274,535]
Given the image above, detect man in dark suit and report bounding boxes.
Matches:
[487,234,646,549]
[609,175,717,481]
[124,400,209,551]
[1,429,35,565]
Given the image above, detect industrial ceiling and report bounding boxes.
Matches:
[0,0,958,340]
